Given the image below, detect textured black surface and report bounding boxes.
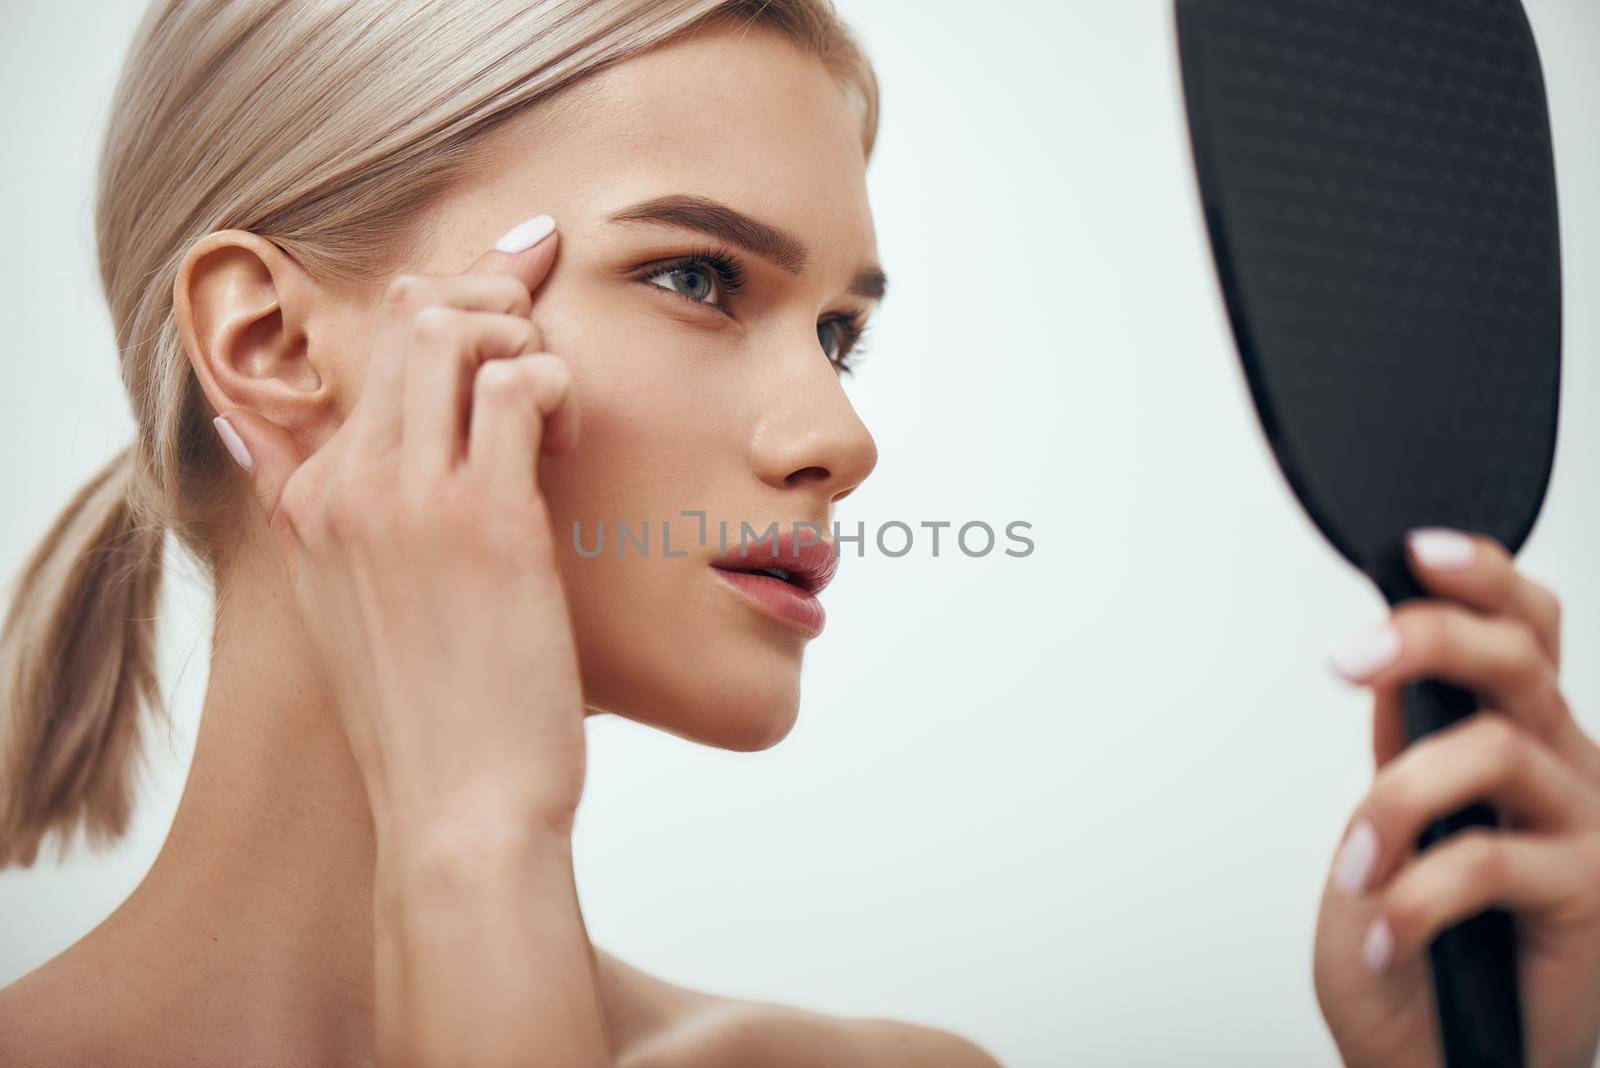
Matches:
[1177,5,1562,1066]
[1177,0,1561,594]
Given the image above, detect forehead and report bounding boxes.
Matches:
[472,23,877,262]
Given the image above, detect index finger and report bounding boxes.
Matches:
[470,213,561,295]
[349,215,561,447]
[1404,527,1562,666]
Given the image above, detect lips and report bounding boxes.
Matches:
[708,527,839,637]
[708,529,840,594]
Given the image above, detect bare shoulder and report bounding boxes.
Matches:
[0,963,125,1066]
[628,1001,1001,1068]
[0,932,187,1067]
[605,956,1001,1068]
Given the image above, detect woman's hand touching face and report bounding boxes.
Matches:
[209,214,589,842]
[1314,529,1600,1068]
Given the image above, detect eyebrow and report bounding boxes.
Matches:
[606,193,888,301]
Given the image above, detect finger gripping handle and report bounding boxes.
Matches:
[1403,678,1526,1068]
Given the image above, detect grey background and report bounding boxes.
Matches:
[2,1,1597,1064]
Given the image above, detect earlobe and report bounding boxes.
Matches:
[173,229,328,430]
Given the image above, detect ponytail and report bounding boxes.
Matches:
[0,444,166,868]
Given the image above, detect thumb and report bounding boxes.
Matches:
[212,409,307,547]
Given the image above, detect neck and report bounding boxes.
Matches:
[114,532,379,1060]
[101,527,656,1063]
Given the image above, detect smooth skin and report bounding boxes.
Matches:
[0,21,996,1068]
[1314,530,1600,1068]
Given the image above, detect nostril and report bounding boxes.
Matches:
[785,465,830,486]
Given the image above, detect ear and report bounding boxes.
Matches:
[173,230,336,445]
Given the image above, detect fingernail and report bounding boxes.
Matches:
[213,415,252,471]
[1408,527,1476,570]
[495,214,556,253]
[1328,621,1401,683]
[1332,819,1380,894]
[1361,916,1394,975]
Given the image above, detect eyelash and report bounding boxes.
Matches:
[636,244,871,375]
[639,244,748,311]
[822,315,871,377]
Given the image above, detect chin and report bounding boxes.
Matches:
[565,548,820,753]
[585,649,804,752]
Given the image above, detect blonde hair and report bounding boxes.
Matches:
[0,0,878,868]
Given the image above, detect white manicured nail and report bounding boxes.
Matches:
[1408,527,1476,570]
[213,415,252,471]
[1361,916,1394,975]
[1328,622,1401,683]
[1332,819,1380,894]
[495,214,556,253]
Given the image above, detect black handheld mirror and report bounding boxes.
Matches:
[1174,1,1562,1065]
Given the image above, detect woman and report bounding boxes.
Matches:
[0,0,1598,1064]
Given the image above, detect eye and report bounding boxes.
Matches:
[648,262,719,304]
[639,247,746,314]
[818,314,872,375]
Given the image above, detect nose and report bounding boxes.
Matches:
[750,351,879,504]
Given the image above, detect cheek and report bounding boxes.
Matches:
[542,352,719,518]
[536,281,739,521]
[539,384,801,744]
[530,310,692,669]
[528,292,800,742]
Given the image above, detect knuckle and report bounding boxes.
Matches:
[535,354,573,391]
[1473,714,1527,779]
[1531,583,1562,637]
[1528,675,1564,723]
[1383,889,1425,944]
[475,359,529,406]
[490,275,534,315]
[323,470,382,545]
[1453,829,1505,888]
[323,490,367,545]
[410,304,460,345]
[383,273,431,309]
[1476,533,1513,568]
[1481,545,1519,598]
[278,469,317,527]
[1533,675,1571,733]
[1543,587,1564,630]
[1505,620,1545,673]
[1367,767,1416,832]
[1368,741,1432,821]
[440,474,482,517]
[515,319,543,355]
[524,357,573,413]
[1396,604,1447,661]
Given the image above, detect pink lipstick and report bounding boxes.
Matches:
[708,529,839,638]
